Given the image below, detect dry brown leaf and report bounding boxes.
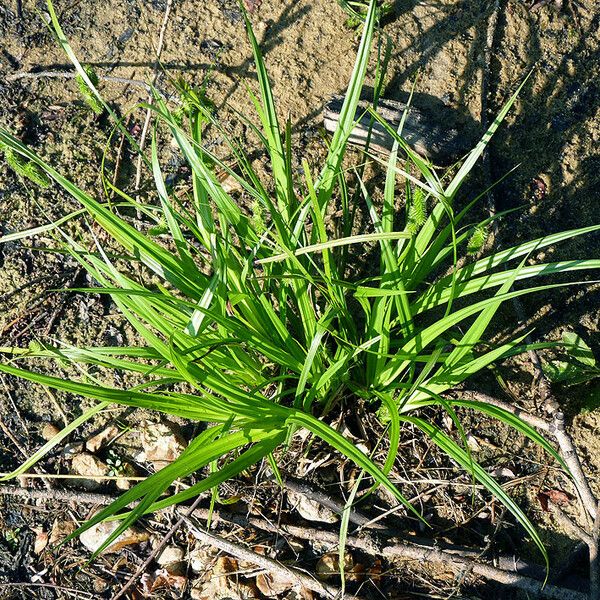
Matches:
[488,466,516,479]
[156,545,185,569]
[288,491,338,524]
[217,171,243,194]
[243,0,262,13]
[70,452,111,490]
[256,572,294,597]
[86,425,119,452]
[213,555,239,576]
[33,528,48,554]
[48,519,77,546]
[315,552,354,580]
[136,420,187,470]
[79,520,149,554]
[539,488,574,511]
[40,422,61,441]
[151,568,187,592]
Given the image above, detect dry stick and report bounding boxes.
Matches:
[111,494,204,600]
[551,502,594,547]
[134,0,173,196]
[458,390,551,432]
[481,0,501,239]
[590,501,600,600]
[552,411,598,521]
[6,70,153,93]
[195,507,585,600]
[478,1,599,582]
[282,475,383,529]
[182,513,348,600]
[0,484,116,505]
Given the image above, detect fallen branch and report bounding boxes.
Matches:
[1,480,588,599]
[381,542,587,600]
[590,502,600,600]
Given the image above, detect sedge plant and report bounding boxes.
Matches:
[0,0,599,568]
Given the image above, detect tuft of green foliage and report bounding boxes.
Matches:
[0,142,50,187]
[467,223,488,254]
[338,0,393,29]
[0,0,599,570]
[407,186,427,234]
[76,64,104,115]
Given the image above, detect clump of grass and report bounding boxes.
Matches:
[0,0,599,570]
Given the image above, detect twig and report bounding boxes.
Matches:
[6,70,153,93]
[192,505,586,600]
[590,501,600,600]
[0,481,588,598]
[112,495,204,600]
[134,0,173,197]
[0,484,115,505]
[457,390,551,432]
[0,582,94,599]
[481,0,501,239]
[283,475,383,529]
[0,471,145,481]
[183,513,348,600]
[550,502,594,547]
[552,411,598,521]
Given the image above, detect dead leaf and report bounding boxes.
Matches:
[315,552,354,580]
[256,572,293,597]
[70,452,110,490]
[49,519,77,546]
[488,466,516,479]
[136,420,187,470]
[33,528,48,554]
[288,491,338,524]
[243,0,262,13]
[546,489,574,505]
[217,171,243,194]
[86,425,119,452]
[466,434,482,451]
[539,488,574,511]
[156,545,185,568]
[150,568,187,592]
[79,520,149,554]
[367,559,383,583]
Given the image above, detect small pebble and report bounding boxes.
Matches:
[41,422,60,441]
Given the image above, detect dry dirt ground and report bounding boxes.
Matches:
[0,0,599,598]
